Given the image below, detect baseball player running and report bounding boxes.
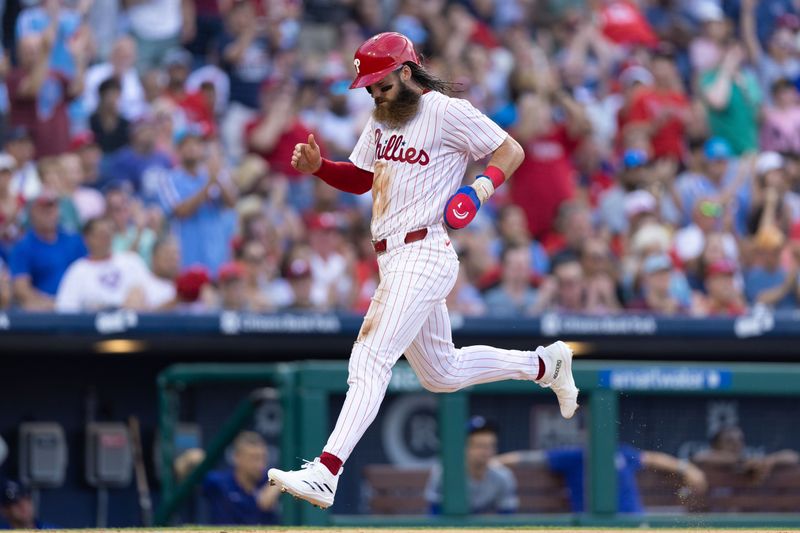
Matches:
[268,32,579,509]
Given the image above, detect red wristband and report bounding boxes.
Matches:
[482,165,505,189]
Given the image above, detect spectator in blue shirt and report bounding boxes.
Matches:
[202,431,279,525]
[747,0,799,49]
[744,225,798,309]
[15,0,83,77]
[157,128,238,276]
[0,479,58,529]
[676,138,750,232]
[483,244,539,317]
[496,444,707,513]
[100,117,172,200]
[8,188,86,311]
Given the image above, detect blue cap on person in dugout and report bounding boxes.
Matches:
[1,479,30,507]
[467,416,498,435]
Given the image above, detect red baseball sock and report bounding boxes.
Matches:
[536,355,546,381]
[319,452,342,475]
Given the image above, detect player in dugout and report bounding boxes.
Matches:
[0,479,57,530]
[693,425,799,483]
[176,431,280,525]
[267,32,579,510]
[496,444,707,513]
[425,416,518,514]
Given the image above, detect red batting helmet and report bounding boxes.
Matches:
[349,32,419,89]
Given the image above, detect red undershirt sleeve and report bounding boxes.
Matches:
[314,158,374,195]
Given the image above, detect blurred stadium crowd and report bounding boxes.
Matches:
[1,0,800,316]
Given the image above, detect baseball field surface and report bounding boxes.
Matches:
[9,526,800,533]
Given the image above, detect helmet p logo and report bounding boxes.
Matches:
[354,58,361,74]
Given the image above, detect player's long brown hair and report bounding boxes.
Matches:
[405,61,460,94]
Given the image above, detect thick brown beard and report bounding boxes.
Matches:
[372,82,421,129]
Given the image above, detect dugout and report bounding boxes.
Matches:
[2,309,800,528]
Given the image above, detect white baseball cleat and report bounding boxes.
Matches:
[538,340,579,419]
[268,457,341,509]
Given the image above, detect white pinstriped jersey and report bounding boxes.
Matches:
[349,91,508,240]
[319,92,554,469]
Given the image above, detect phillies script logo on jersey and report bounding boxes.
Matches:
[374,129,430,166]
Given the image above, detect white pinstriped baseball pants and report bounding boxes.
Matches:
[323,224,543,462]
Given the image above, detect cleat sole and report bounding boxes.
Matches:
[268,471,333,509]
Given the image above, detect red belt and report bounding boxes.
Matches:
[372,228,428,254]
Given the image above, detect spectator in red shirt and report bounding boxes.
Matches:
[245,79,322,179]
[616,65,655,150]
[510,90,590,242]
[8,33,87,158]
[622,48,693,161]
[350,224,379,315]
[215,261,250,311]
[175,265,215,313]
[695,259,747,316]
[163,48,216,137]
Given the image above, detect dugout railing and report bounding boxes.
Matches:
[155,363,302,525]
[156,360,800,528]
